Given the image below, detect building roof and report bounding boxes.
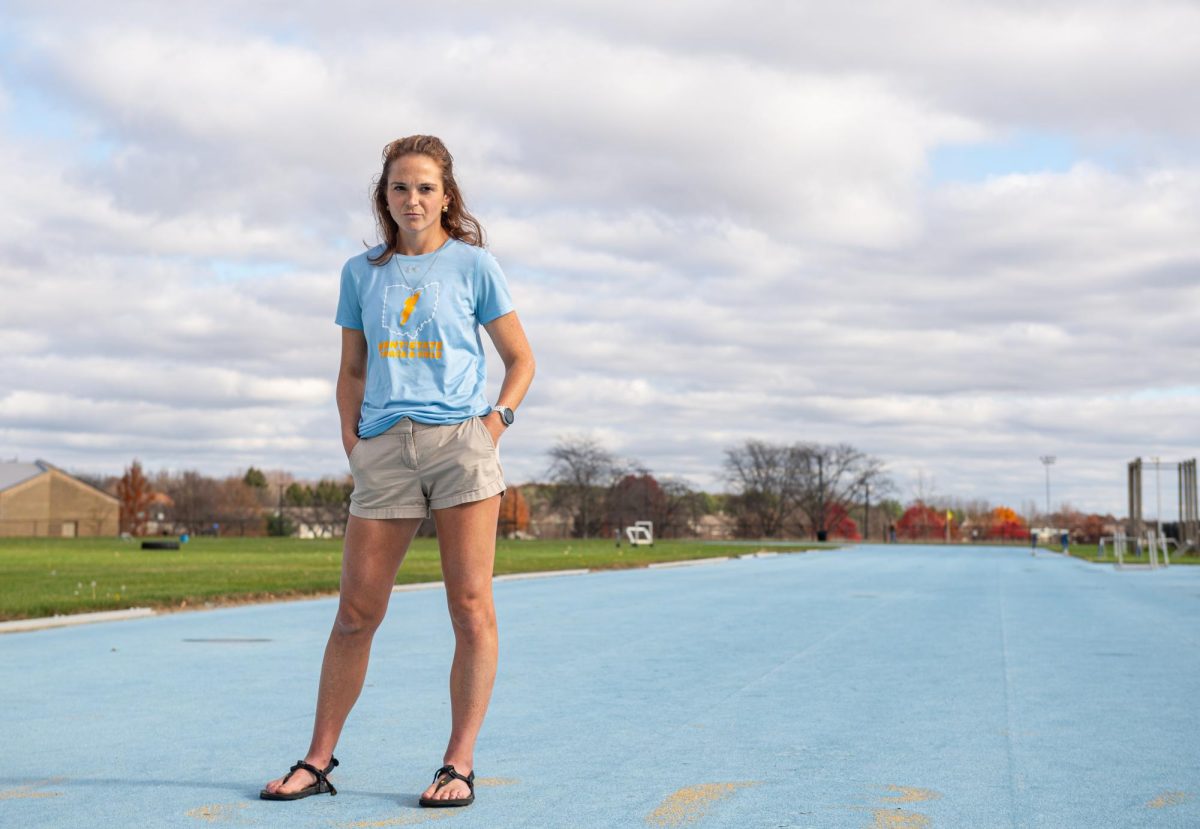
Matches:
[0,460,118,503]
[0,460,50,493]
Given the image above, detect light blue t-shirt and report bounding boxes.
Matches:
[335,238,514,437]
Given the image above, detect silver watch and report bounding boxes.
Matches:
[492,406,515,426]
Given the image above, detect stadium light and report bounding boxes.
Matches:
[1039,456,1056,520]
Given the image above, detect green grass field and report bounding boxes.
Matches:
[0,536,816,620]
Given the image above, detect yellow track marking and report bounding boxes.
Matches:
[0,777,65,800]
[870,809,931,827]
[645,781,762,826]
[184,802,247,822]
[1147,791,1192,808]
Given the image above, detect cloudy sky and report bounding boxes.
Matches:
[2,0,1198,518]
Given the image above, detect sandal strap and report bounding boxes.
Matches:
[431,764,474,793]
[283,757,339,796]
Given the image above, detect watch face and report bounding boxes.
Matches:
[499,407,514,425]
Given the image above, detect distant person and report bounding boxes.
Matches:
[261,135,535,809]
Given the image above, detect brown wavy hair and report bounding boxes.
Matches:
[368,135,485,266]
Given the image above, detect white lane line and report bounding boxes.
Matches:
[493,569,589,582]
[647,556,732,569]
[0,607,156,634]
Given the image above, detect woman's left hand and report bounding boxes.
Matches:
[483,412,506,447]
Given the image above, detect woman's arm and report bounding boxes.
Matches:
[337,327,369,457]
[482,311,535,443]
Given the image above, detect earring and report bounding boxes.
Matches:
[442,206,449,213]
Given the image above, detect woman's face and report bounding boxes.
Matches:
[386,153,451,237]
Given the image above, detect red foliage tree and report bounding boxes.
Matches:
[606,474,666,534]
[819,502,861,540]
[498,486,531,537]
[895,502,946,541]
[118,460,155,536]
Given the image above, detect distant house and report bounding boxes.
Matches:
[0,460,119,537]
[143,492,177,536]
[693,513,735,540]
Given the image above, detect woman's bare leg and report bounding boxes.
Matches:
[263,514,422,795]
[420,494,501,802]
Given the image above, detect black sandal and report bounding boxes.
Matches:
[418,764,475,808]
[259,757,339,801]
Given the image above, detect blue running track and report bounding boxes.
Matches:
[2,545,1198,828]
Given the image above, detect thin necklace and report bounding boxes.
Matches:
[395,238,448,290]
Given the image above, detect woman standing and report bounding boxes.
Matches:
[261,135,534,808]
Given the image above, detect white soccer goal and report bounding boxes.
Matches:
[624,520,654,547]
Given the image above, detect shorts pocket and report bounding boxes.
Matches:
[474,416,498,451]
[348,437,367,464]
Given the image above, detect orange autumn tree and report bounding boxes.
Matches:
[118,459,155,536]
[498,486,530,537]
[988,506,1028,540]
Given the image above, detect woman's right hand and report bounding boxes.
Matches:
[343,433,360,459]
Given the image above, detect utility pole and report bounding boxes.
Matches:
[863,479,871,542]
[817,455,826,541]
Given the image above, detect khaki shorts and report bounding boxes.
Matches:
[348,417,505,519]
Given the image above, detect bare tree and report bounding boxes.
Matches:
[216,476,266,536]
[546,436,620,538]
[726,440,891,540]
[659,478,710,538]
[792,444,892,541]
[724,440,808,537]
[162,470,221,534]
[911,469,938,506]
[855,456,896,542]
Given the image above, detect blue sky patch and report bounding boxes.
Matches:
[2,85,77,141]
[928,131,1078,184]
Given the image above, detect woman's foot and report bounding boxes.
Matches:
[260,756,338,800]
[419,763,475,806]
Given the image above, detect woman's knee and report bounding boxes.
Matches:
[447,591,496,638]
[333,599,386,637]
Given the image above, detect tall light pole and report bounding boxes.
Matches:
[1039,456,1056,523]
